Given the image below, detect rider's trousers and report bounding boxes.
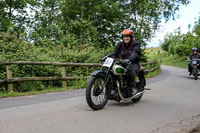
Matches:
[125,63,140,87]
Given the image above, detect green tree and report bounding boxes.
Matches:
[161,17,200,57]
[0,0,38,36]
[29,0,190,48]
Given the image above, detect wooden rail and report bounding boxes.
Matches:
[0,61,157,91]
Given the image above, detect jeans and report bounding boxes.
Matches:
[125,63,140,87]
[188,62,192,73]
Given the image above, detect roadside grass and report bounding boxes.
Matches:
[146,47,188,69]
[145,62,161,79]
[159,54,187,69]
[0,85,85,98]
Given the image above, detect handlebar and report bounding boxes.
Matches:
[115,58,131,64]
[100,57,131,64]
[187,59,200,61]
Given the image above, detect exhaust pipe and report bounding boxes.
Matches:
[116,80,145,101]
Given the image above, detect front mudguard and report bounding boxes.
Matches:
[91,70,105,76]
[91,70,113,98]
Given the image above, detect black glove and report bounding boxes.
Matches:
[121,59,130,65]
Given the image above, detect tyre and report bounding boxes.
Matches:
[194,69,198,80]
[86,75,108,110]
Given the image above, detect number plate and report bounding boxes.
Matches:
[192,61,197,64]
[103,57,114,68]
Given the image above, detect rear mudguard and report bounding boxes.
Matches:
[91,70,105,76]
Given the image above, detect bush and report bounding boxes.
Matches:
[0,32,113,92]
[174,44,192,57]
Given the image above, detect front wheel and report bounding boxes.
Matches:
[193,68,198,80]
[86,75,108,110]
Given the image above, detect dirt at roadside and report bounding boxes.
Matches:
[190,127,200,133]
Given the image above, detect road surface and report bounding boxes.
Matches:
[0,65,200,133]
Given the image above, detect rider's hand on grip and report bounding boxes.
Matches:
[121,59,130,65]
[100,56,107,62]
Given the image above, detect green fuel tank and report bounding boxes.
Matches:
[112,65,127,75]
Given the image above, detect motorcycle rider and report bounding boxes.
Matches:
[111,29,141,95]
[187,47,200,76]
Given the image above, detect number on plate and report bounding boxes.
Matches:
[103,57,114,68]
[192,61,197,64]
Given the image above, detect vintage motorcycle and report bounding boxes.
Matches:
[188,58,200,80]
[86,55,149,110]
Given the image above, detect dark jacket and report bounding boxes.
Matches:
[188,53,200,60]
[112,40,141,63]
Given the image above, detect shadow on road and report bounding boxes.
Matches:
[108,100,149,107]
[178,75,198,80]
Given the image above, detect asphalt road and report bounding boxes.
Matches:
[0,65,200,133]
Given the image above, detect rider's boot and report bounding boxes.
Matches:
[189,72,192,76]
[131,87,138,96]
[111,89,117,95]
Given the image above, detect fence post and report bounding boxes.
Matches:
[152,62,155,68]
[155,61,158,69]
[6,65,13,91]
[61,66,67,88]
[151,62,154,70]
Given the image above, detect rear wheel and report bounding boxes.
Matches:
[86,75,108,110]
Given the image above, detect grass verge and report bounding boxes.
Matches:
[0,86,79,98]
[146,47,188,69]
[145,63,161,79]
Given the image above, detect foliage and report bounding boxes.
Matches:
[0,0,39,37]
[0,32,108,92]
[146,47,188,69]
[0,0,190,47]
[161,18,200,57]
[0,0,190,93]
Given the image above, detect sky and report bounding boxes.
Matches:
[147,0,200,47]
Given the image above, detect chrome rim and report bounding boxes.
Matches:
[91,77,107,105]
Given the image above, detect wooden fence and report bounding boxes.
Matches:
[0,61,158,91]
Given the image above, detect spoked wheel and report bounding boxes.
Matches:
[86,75,108,110]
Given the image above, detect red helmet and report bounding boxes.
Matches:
[121,29,133,36]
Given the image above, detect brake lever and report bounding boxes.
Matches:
[100,55,110,62]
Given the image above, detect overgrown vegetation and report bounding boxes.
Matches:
[161,18,200,57]
[0,32,106,93]
[0,0,190,46]
[146,47,188,68]
[151,16,200,69]
[0,0,189,94]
